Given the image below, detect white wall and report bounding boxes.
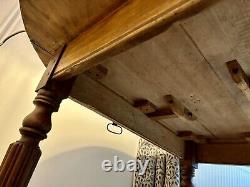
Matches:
[0,1,139,186]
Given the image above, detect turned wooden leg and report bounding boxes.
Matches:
[180,160,196,187]
[0,80,73,187]
[180,141,196,187]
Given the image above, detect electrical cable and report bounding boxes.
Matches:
[0,30,26,46]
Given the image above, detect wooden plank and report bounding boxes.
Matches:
[70,74,184,157]
[52,0,209,79]
[196,143,250,165]
[20,0,127,64]
[96,23,249,137]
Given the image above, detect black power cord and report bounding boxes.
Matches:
[0,30,26,46]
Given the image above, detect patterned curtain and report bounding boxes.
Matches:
[133,139,180,187]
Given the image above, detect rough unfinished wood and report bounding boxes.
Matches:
[147,108,177,120]
[134,97,197,121]
[70,74,184,157]
[165,95,197,121]
[97,23,248,137]
[51,0,208,79]
[196,143,250,165]
[181,0,250,121]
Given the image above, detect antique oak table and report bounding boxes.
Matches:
[1,0,250,186]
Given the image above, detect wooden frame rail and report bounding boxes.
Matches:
[52,0,210,80]
[196,143,250,165]
[70,74,185,157]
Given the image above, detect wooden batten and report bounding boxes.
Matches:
[134,99,176,119]
[134,97,196,121]
[226,60,250,99]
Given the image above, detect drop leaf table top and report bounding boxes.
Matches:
[19,0,250,163]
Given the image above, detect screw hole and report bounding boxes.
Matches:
[168,99,174,104]
[187,112,193,117]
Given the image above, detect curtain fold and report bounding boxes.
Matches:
[133,139,180,187]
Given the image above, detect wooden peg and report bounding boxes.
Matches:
[165,95,197,121]
[226,60,250,99]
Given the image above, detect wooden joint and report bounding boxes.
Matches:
[226,60,250,99]
[134,96,197,122]
[165,95,197,121]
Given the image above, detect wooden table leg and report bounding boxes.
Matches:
[0,80,73,187]
[180,141,196,187]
